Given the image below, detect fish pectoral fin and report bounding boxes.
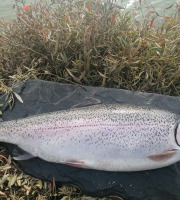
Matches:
[13,146,35,161]
[147,149,177,162]
[72,97,101,108]
[65,160,85,167]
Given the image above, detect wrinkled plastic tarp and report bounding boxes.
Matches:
[1,79,180,200]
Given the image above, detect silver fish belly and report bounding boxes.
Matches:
[0,104,180,172]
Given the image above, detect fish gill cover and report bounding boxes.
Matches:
[0,0,180,199]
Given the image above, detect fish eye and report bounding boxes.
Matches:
[175,122,180,147]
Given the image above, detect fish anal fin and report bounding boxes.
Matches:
[65,160,85,167]
[13,146,35,161]
[147,150,177,162]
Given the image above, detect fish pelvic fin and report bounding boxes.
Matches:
[13,146,35,161]
[64,160,85,168]
[147,149,177,162]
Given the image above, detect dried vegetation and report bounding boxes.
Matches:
[0,0,180,96]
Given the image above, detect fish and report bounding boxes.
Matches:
[0,103,180,172]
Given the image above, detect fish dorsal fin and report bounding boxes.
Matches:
[147,150,177,162]
[72,97,101,108]
[13,146,35,161]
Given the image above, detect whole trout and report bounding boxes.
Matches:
[1,104,180,171]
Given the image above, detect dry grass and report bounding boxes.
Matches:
[0,0,180,95]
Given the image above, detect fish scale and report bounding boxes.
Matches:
[0,104,180,171]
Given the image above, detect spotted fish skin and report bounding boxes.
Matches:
[0,104,180,172]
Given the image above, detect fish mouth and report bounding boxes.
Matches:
[175,120,180,147]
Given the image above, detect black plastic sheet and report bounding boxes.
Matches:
[1,79,180,200]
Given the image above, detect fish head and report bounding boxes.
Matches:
[175,120,180,147]
[147,119,180,163]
